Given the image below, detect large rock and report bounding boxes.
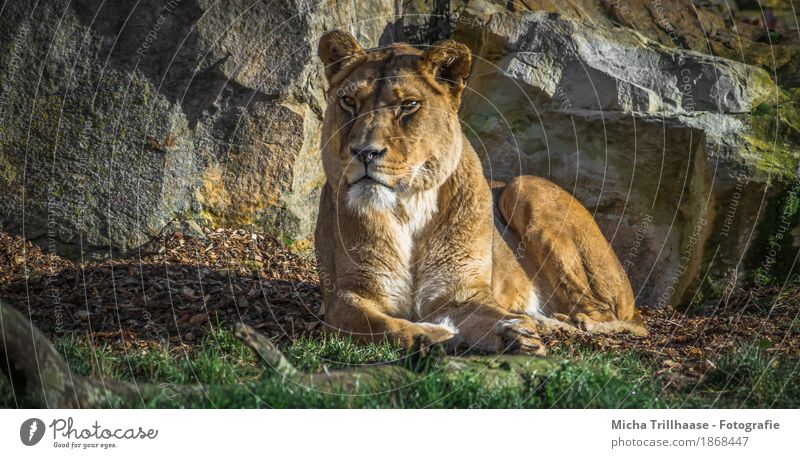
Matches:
[0,0,399,258]
[452,5,800,306]
[600,0,800,89]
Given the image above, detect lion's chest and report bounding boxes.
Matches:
[378,190,451,320]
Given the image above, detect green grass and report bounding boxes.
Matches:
[53,326,262,385]
[698,345,800,408]
[1,331,797,408]
[284,334,402,371]
[541,345,666,408]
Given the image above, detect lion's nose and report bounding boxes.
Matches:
[350,145,387,165]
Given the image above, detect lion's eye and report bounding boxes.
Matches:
[400,100,419,111]
[339,96,356,113]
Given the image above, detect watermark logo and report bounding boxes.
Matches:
[20,418,46,446]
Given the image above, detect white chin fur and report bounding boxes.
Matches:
[346,181,397,214]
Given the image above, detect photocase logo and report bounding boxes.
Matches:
[20,418,45,446]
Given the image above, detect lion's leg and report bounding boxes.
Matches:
[498,176,647,337]
[323,291,456,348]
[566,311,648,336]
[423,299,546,355]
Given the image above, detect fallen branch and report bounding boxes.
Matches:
[0,299,250,407]
[234,323,297,378]
[234,322,556,391]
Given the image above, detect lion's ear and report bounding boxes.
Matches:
[318,30,365,82]
[420,40,472,100]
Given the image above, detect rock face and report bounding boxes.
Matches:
[1,0,797,307]
[0,0,399,258]
[452,3,799,306]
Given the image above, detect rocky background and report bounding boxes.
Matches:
[0,0,798,307]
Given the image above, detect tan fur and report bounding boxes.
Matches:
[314,30,646,355]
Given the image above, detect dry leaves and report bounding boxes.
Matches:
[0,226,322,346]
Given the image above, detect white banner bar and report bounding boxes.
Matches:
[1,409,795,457]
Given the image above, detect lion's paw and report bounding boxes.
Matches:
[416,322,457,344]
[495,318,546,356]
[571,313,600,332]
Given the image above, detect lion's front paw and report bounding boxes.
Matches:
[495,318,546,356]
[571,313,600,332]
[418,322,458,343]
[400,323,455,348]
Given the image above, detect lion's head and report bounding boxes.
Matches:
[317,30,472,213]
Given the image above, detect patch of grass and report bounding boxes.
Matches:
[2,332,797,408]
[138,344,668,408]
[55,333,125,380]
[53,326,262,385]
[283,334,402,372]
[698,345,800,408]
[143,363,539,408]
[280,234,295,248]
[539,345,666,408]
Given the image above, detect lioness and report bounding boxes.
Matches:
[315,30,646,355]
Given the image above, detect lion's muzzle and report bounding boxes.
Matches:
[350,144,387,166]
